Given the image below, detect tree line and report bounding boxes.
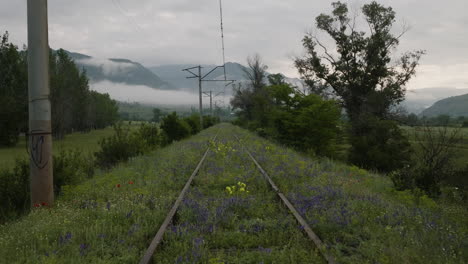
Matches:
[0,31,118,146]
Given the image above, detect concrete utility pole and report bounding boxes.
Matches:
[210,91,213,115]
[27,0,53,206]
[198,66,203,128]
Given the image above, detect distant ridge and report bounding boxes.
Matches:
[61,50,175,90]
[421,93,468,117]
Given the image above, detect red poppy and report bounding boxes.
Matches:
[41,202,48,206]
[116,184,121,188]
[33,203,40,208]
[128,181,134,184]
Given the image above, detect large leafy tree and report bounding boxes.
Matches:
[295,1,423,171]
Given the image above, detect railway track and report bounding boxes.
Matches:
[140,131,335,264]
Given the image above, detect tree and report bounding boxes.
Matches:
[231,55,271,128]
[295,1,424,171]
[391,126,462,196]
[0,32,28,146]
[152,108,163,123]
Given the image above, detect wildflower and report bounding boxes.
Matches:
[33,203,40,208]
[41,202,48,206]
[116,184,121,188]
[128,181,134,184]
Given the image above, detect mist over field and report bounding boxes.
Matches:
[77,58,135,76]
[90,81,199,105]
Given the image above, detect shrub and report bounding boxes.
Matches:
[0,149,95,223]
[183,114,201,135]
[94,122,145,167]
[54,149,94,194]
[203,115,220,129]
[0,159,29,221]
[391,126,462,197]
[349,116,411,173]
[136,122,161,148]
[160,112,192,144]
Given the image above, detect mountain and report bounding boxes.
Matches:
[149,62,305,94]
[401,87,468,114]
[421,93,468,117]
[63,50,175,90]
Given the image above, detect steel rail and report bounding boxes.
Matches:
[139,131,219,264]
[234,134,336,264]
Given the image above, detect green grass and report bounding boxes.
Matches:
[402,126,468,169]
[0,122,143,170]
[234,125,467,263]
[0,124,466,263]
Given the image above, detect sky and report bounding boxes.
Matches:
[1,0,467,90]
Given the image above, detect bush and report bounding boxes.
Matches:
[94,122,145,167]
[160,112,192,144]
[54,149,94,194]
[349,116,411,173]
[136,122,161,148]
[203,115,220,129]
[0,159,29,221]
[391,126,462,197]
[0,149,95,223]
[183,114,201,135]
[271,94,341,156]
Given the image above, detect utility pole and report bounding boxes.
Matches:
[198,66,203,128]
[210,91,213,115]
[27,0,53,206]
[183,65,235,128]
[202,91,213,116]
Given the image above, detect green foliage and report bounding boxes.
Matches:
[94,123,146,167]
[295,1,423,171]
[0,33,118,145]
[0,159,29,221]
[160,112,192,144]
[0,150,95,223]
[202,115,220,129]
[135,122,160,148]
[53,150,95,194]
[232,66,341,157]
[152,108,164,123]
[0,31,28,146]
[349,116,411,172]
[50,49,118,138]
[391,126,463,197]
[183,113,201,134]
[272,91,341,156]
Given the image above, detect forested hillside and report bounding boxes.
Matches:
[422,93,468,117]
[64,51,175,90]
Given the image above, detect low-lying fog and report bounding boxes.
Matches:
[90,81,231,106]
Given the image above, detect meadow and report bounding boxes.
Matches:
[0,124,466,263]
[0,122,142,170]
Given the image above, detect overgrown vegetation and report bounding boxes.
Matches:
[0,150,94,222]
[0,125,465,263]
[231,56,341,157]
[1,114,217,223]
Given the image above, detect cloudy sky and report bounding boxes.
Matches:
[1,0,467,90]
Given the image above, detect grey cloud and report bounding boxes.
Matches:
[1,0,467,89]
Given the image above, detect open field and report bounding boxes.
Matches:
[0,124,466,263]
[402,126,468,169]
[0,123,142,170]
